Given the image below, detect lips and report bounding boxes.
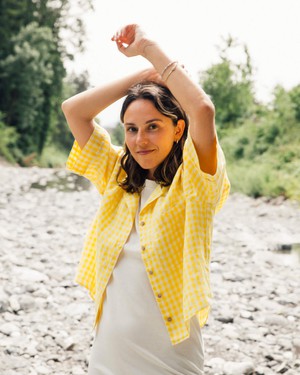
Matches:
[136,150,154,155]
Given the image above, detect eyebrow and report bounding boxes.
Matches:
[124,118,163,127]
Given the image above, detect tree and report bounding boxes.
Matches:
[0,0,36,59]
[0,22,58,154]
[0,0,93,162]
[289,84,300,122]
[199,36,255,128]
[0,112,19,163]
[110,123,125,146]
[50,70,91,151]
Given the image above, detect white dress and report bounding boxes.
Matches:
[87,179,204,375]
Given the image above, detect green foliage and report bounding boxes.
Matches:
[0,9,298,202]
[109,123,125,146]
[37,144,69,168]
[0,112,20,163]
[289,84,300,121]
[50,71,91,152]
[221,83,300,201]
[197,36,300,201]
[199,36,255,128]
[0,22,58,155]
[0,0,36,59]
[0,0,93,165]
[227,161,288,199]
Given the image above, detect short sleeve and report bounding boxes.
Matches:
[65,124,122,195]
[182,132,230,213]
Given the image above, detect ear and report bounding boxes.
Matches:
[175,119,186,140]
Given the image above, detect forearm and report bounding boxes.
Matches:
[111,23,217,175]
[143,42,217,175]
[61,68,154,149]
[62,69,150,122]
[142,43,214,119]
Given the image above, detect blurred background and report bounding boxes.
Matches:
[0,0,299,201]
[1,2,300,374]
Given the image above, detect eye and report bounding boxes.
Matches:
[148,123,158,130]
[126,126,137,132]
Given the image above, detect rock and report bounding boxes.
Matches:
[63,302,91,320]
[206,357,225,372]
[221,324,240,339]
[12,266,49,282]
[71,366,86,375]
[0,322,20,336]
[55,336,76,350]
[1,166,300,375]
[0,287,10,313]
[33,365,51,374]
[292,339,300,359]
[264,314,288,327]
[210,262,222,273]
[222,272,248,282]
[275,362,290,374]
[9,295,21,312]
[223,361,255,374]
[18,295,36,311]
[240,310,254,320]
[33,287,50,298]
[215,315,234,324]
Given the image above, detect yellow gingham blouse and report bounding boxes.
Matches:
[66,124,230,345]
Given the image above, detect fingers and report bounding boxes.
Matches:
[111,24,137,45]
[111,24,147,57]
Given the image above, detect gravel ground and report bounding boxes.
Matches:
[0,165,299,375]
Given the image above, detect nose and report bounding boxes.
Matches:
[136,129,148,146]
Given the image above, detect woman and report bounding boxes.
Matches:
[62,24,230,375]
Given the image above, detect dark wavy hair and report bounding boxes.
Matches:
[117,81,189,193]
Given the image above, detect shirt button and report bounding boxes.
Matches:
[149,270,153,275]
[167,317,172,322]
[157,293,162,298]
[140,221,145,226]
[141,246,146,251]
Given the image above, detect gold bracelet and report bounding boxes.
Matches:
[161,61,178,80]
[164,62,178,82]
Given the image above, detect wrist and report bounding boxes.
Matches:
[140,39,158,58]
[139,68,154,81]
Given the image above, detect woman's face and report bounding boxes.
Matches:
[123,99,183,179]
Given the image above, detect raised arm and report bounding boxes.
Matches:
[61,68,160,150]
[112,24,217,175]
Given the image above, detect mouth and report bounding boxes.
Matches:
[136,150,154,155]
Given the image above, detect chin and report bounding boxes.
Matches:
[139,164,156,171]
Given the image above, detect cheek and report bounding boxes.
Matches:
[125,136,136,154]
[124,134,131,146]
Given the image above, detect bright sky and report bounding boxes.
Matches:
[68,0,300,127]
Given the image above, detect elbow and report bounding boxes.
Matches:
[200,99,215,116]
[61,98,79,120]
[195,99,215,123]
[61,98,72,115]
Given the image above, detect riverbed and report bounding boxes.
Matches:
[0,165,299,375]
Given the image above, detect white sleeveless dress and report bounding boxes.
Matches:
[87,179,204,375]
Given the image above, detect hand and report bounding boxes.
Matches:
[111,24,155,58]
[142,67,167,87]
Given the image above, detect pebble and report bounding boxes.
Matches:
[223,360,255,374]
[0,322,20,336]
[12,266,49,282]
[0,165,299,374]
[292,339,300,359]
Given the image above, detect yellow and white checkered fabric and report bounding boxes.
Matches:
[66,124,230,345]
